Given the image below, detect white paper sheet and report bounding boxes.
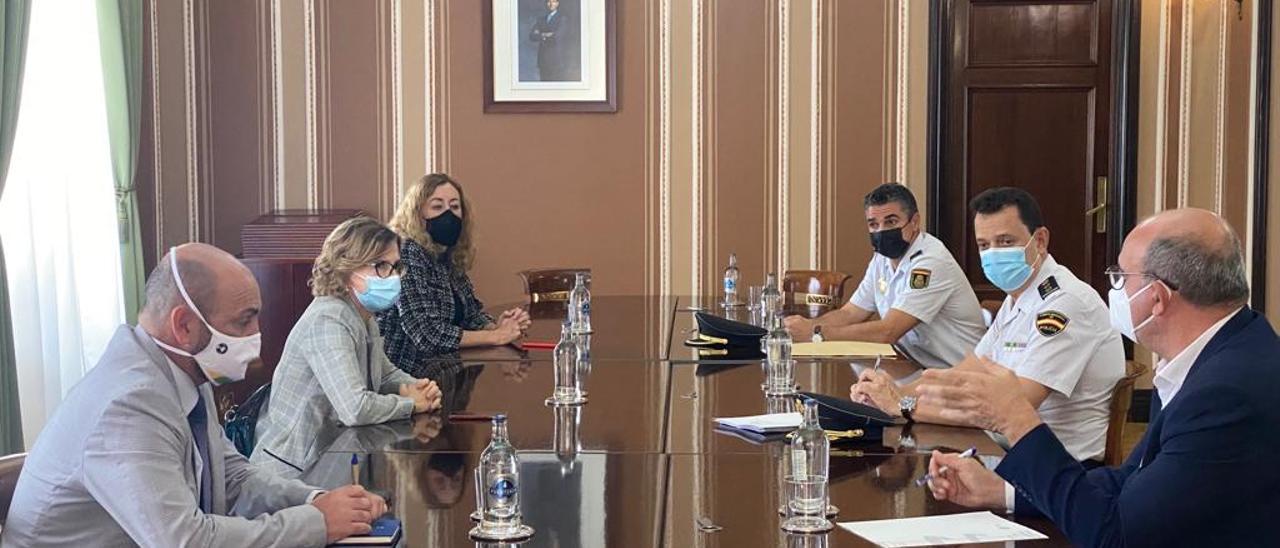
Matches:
[838,511,1048,547]
[712,412,802,434]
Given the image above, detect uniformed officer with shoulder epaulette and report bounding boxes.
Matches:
[852,187,1124,474]
[784,183,986,374]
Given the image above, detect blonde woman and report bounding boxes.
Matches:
[252,217,443,478]
[377,173,531,369]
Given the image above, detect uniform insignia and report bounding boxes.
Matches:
[878,278,888,294]
[909,268,932,289]
[1036,310,1069,337]
[1037,276,1061,300]
[909,250,924,260]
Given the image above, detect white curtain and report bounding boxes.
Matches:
[0,1,123,447]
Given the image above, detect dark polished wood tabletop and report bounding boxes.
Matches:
[302,295,1069,547]
[453,296,679,362]
[301,451,1066,547]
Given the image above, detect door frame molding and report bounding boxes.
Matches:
[925,0,1140,268]
[1252,0,1272,312]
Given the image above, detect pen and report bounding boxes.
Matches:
[449,412,497,421]
[915,446,977,487]
[520,341,557,350]
[873,354,882,375]
[350,453,360,486]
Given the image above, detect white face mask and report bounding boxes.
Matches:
[151,248,261,386]
[1107,281,1156,342]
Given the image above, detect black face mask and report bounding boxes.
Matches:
[869,227,911,259]
[425,210,463,247]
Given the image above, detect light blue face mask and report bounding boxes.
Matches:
[356,274,402,313]
[980,239,1039,292]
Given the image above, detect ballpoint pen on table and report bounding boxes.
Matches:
[915,446,977,487]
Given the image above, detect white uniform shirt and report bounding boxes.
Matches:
[850,231,986,370]
[975,255,1125,462]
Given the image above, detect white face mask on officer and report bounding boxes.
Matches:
[1108,281,1160,342]
[151,248,261,385]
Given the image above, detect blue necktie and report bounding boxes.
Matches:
[188,392,214,514]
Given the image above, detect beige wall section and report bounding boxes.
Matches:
[136,0,939,307]
[1131,0,1264,386]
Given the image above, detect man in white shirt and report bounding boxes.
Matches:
[851,187,1124,464]
[2,244,385,547]
[784,183,985,372]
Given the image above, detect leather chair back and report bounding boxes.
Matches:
[0,452,26,526]
[781,270,852,319]
[1104,360,1146,466]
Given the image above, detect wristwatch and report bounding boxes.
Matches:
[811,325,824,343]
[898,395,917,422]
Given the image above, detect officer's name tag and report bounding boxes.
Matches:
[1002,341,1027,351]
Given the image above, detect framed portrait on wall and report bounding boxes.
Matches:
[484,0,617,113]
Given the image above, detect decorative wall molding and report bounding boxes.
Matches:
[690,0,703,297]
[182,0,199,241]
[304,0,318,208]
[148,0,164,258]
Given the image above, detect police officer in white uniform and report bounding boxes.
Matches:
[785,183,986,372]
[852,187,1124,466]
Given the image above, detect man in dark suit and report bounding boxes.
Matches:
[916,208,1279,546]
[529,0,569,81]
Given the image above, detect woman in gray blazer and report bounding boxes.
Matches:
[252,217,443,478]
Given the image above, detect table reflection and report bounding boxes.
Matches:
[667,361,1005,456]
[303,452,666,548]
[664,453,1067,547]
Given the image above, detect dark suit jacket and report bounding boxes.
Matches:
[529,10,568,80]
[997,308,1280,546]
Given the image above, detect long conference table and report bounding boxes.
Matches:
[300,296,1070,547]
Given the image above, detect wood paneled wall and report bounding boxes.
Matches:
[138,0,905,305]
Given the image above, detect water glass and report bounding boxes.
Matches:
[763,359,796,396]
[781,474,833,533]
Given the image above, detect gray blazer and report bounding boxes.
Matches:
[251,296,416,479]
[0,325,327,548]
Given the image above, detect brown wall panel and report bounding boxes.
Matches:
[440,0,651,304]
[202,0,274,255]
[706,0,776,288]
[830,0,889,280]
[315,1,397,220]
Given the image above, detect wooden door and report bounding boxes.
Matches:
[934,0,1114,301]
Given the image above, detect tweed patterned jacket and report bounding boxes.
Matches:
[377,239,494,370]
[251,296,416,478]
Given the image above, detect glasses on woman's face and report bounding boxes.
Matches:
[1104,265,1178,291]
[368,260,405,278]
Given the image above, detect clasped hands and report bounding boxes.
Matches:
[399,378,443,414]
[489,308,532,345]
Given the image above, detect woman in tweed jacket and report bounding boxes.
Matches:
[377,173,531,370]
[251,217,443,478]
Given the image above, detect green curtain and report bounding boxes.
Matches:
[97,0,144,325]
[0,0,32,457]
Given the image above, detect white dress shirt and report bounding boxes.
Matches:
[1153,307,1242,406]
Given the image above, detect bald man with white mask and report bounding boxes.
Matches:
[914,209,1280,546]
[2,244,386,547]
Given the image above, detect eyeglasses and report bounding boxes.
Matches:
[368,260,405,278]
[1103,266,1179,291]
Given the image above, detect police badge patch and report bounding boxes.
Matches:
[1036,310,1069,337]
[909,268,931,289]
